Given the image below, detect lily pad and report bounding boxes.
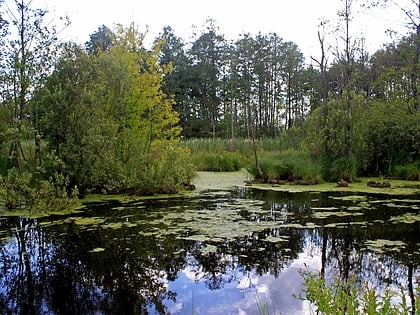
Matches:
[101,222,123,229]
[201,244,218,255]
[389,213,420,224]
[365,239,407,254]
[329,195,367,201]
[65,216,105,226]
[265,235,288,243]
[89,247,105,253]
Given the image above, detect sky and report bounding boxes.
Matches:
[39,0,410,62]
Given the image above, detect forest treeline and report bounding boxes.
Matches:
[0,0,419,210]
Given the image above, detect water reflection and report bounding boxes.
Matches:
[0,188,419,314]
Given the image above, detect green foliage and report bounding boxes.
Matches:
[354,99,420,175]
[299,268,416,315]
[2,0,420,209]
[30,24,191,198]
[122,146,195,195]
[0,168,78,212]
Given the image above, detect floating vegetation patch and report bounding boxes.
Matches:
[358,201,371,209]
[389,213,420,224]
[391,199,420,204]
[312,211,364,219]
[364,239,407,254]
[39,220,64,228]
[64,216,105,226]
[305,222,318,228]
[101,222,123,229]
[89,247,105,253]
[181,234,210,242]
[123,222,137,228]
[347,206,364,211]
[282,223,305,229]
[384,203,413,209]
[329,195,367,202]
[0,207,84,219]
[201,244,218,255]
[349,221,368,226]
[311,207,339,211]
[137,199,289,242]
[265,235,289,243]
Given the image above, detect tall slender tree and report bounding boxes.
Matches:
[188,19,227,138]
[1,0,66,172]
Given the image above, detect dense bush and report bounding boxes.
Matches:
[122,146,196,194]
[0,168,78,212]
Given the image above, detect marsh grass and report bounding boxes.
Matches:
[247,150,322,183]
[180,138,321,177]
[192,151,245,171]
[179,138,283,156]
[392,161,420,180]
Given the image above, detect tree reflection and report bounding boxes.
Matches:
[0,189,418,314]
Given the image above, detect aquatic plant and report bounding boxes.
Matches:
[247,149,322,183]
[298,267,417,315]
[192,151,245,171]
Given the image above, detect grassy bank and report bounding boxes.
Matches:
[180,138,420,185]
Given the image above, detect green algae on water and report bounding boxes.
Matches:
[89,247,105,253]
[365,239,407,254]
[389,213,420,224]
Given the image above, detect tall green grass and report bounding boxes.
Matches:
[391,161,420,180]
[247,149,322,183]
[178,138,284,157]
[298,268,419,315]
[179,138,324,181]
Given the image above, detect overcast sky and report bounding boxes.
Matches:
[41,0,409,61]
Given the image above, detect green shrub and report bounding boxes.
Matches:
[122,146,196,194]
[0,168,78,211]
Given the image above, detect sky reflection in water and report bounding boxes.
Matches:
[0,186,419,314]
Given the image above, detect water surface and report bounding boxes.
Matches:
[0,183,419,314]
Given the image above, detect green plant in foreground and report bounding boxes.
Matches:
[255,292,272,315]
[298,267,418,315]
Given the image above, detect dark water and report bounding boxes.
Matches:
[0,187,419,314]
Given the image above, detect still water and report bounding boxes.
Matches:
[0,184,419,314]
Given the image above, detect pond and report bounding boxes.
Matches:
[0,173,419,314]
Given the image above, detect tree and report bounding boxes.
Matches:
[36,23,187,194]
[85,24,113,54]
[188,18,227,138]
[0,0,66,173]
[156,26,196,137]
[281,41,306,129]
[365,0,420,111]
